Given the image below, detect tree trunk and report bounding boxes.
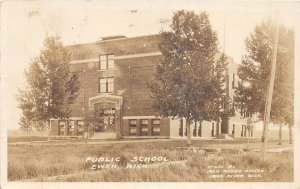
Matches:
[289,125,293,144]
[193,121,197,137]
[179,119,183,136]
[47,120,51,141]
[216,120,219,137]
[211,122,214,137]
[186,119,192,146]
[278,124,282,145]
[199,121,202,137]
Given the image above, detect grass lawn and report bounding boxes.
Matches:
[7,136,48,143]
[8,140,293,182]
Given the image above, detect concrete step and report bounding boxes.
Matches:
[90,132,117,139]
[217,134,234,139]
[50,136,83,140]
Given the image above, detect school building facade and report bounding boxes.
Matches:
[49,34,255,139]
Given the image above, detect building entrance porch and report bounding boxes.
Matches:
[88,94,123,138]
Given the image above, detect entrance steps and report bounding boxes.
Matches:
[90,132,117,139]
[217,134,234,139]
[50,136,83,140]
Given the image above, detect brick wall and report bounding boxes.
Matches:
[69,35,161,118]
[67,35,160,61]
[68,34,166,137]
[160,118,170,137]
[115,56,159,116]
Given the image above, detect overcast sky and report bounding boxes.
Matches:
[1,0,299,129]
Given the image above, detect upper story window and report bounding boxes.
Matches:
[99,54,114,70]
[99,78,114,93]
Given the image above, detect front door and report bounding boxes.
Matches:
[94,102,116,133]
[98,108,116,132]
[89,94,122,138]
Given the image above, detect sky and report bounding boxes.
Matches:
[1,0,299,130]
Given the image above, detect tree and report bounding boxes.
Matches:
[211,53,234,136]
[81,107,98,140]
[235,19,294,143]
[17,36,80,138]
[17,90,34,132]
[148,10,219,145]
[19,116,32,132]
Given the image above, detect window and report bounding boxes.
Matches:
[129,120,137,136]
[69,121,75,136]
[99,54,114,70]
[100,55,107,70]
[99,78,114,93]
[152,119,160,136]
[78,120,84,135]
[107,78,114,92]
[108,54,114,69]
[100,78,107,93]
[140,120,148,136]
[59,121,65,136]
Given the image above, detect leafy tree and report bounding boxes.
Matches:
[19,116,32,132]
[81,107,98,139]
[17,90,34,132]
[235,19,294,143]
[211,54,234,135]
[17,36,80,138]
[149,10,219,145]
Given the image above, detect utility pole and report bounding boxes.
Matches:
[225,68,230,134]
[222,12,230,135]
[261,12,279,160]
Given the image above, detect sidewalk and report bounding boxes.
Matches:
[8,138,172,146]
[8,138,293,153]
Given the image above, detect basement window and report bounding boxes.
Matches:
[140,119,149,136]
[129,120,137,136]
[152,119,160,136]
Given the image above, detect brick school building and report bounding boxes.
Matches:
[49,34,254,139]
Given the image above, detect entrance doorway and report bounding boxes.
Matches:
[93,102,116,133]
[88,94,122,138]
